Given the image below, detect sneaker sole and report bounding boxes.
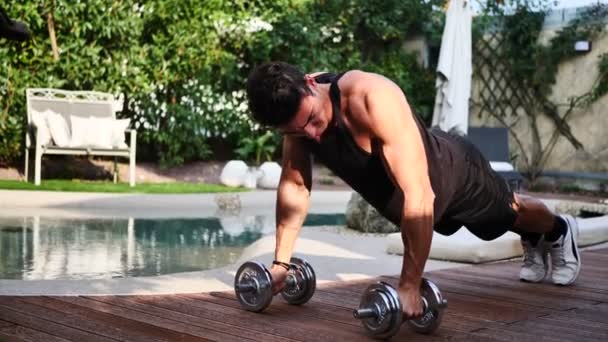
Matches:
[520,274,546,283]
[559,215,581,286]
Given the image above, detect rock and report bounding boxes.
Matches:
[345,192,399,233]
[215,194,241,214]
[220,160,248,187]
[345,192,367,230]
[258,161,282,189]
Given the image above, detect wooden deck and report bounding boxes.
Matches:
[0,248,606,342]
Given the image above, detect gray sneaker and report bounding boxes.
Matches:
[544,215,582,285]
[520,237,548,283]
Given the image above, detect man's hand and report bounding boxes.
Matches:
[397,285,424,319]
[270,264,289,294]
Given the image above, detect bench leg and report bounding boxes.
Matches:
[24,148,29,182]
[34,146,42,186]
[129,132,137,187]
[129,153,136,187]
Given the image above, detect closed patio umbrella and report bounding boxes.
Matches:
[431,0,473,135]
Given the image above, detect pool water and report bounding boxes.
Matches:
[0,214,344,280]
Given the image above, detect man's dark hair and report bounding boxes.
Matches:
[246,61,311,127]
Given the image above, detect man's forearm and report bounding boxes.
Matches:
[274,182,310,263]
[399,201,434,290]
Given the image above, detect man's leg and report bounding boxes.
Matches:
[511,193,581,285]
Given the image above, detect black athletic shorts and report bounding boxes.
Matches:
[434,134,518,241]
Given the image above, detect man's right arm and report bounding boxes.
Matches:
[274,135,312,265]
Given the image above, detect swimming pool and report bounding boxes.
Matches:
[0,214,345,280]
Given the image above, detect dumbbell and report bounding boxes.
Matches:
[234,257,316,312]
[353,278,447,339]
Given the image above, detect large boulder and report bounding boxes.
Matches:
[345,192,399,233]
[257,161,282,189]
[220,160,248,187]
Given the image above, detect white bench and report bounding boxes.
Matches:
[24,88,137,186]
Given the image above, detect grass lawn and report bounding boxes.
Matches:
[0,179,245,194]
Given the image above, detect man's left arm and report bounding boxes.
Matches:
[358,77,435,317]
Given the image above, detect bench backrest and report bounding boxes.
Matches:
[26,88,122,128]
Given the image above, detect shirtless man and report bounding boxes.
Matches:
[245,61,581,318]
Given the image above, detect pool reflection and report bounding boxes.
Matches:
[0,216,269,280]
[0,214,344,280]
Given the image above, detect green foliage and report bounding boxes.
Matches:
[234,131,278,166]
[475,0,608,179]
[593,53,608,102]
[2,0,444,166]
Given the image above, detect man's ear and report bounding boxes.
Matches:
[304,74,316,87]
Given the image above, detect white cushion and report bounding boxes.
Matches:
[69,115,90,148]
[69,117,130,149]
[30,110,52,146]
[386,215,608,263]
[46,111,71,147]
[69,116,113,149]
[489,161,515,172]
[111,119,130,149]
[88,117,114,149]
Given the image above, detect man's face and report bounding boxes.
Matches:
[278,81,331,142]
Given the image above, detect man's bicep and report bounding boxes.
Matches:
[280,136,312,191]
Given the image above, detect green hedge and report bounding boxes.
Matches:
[1,0,443,167]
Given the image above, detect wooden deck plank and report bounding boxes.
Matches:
[199,292,359,326]
[493,316,608,342]
[135,294,369,341]
[433,269,608,302]
[438,267,608,301]
[413,274,597,310]
[0,320,14,329]
[55,296,251,342]
[16,296,204,342]
[0,324,71,342]
[458,256,608,293]
[561,304,608,325]
[196,292,483,341]
[0,247,605,341]
[0,304,115,342]
[467,325,568,342]
[0,297,134,342]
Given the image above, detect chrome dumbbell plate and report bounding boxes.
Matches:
[234,261,273,312]
[355,282,403,339]
[407,278,448,334]
[281,257,316,305]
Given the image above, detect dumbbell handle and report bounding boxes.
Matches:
[353,297,430,320]
[285,274,297,287]
[235,280,257,293]
[236,272,297,293]
[353,307,377,319]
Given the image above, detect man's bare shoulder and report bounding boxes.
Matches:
[341,70,396,96]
